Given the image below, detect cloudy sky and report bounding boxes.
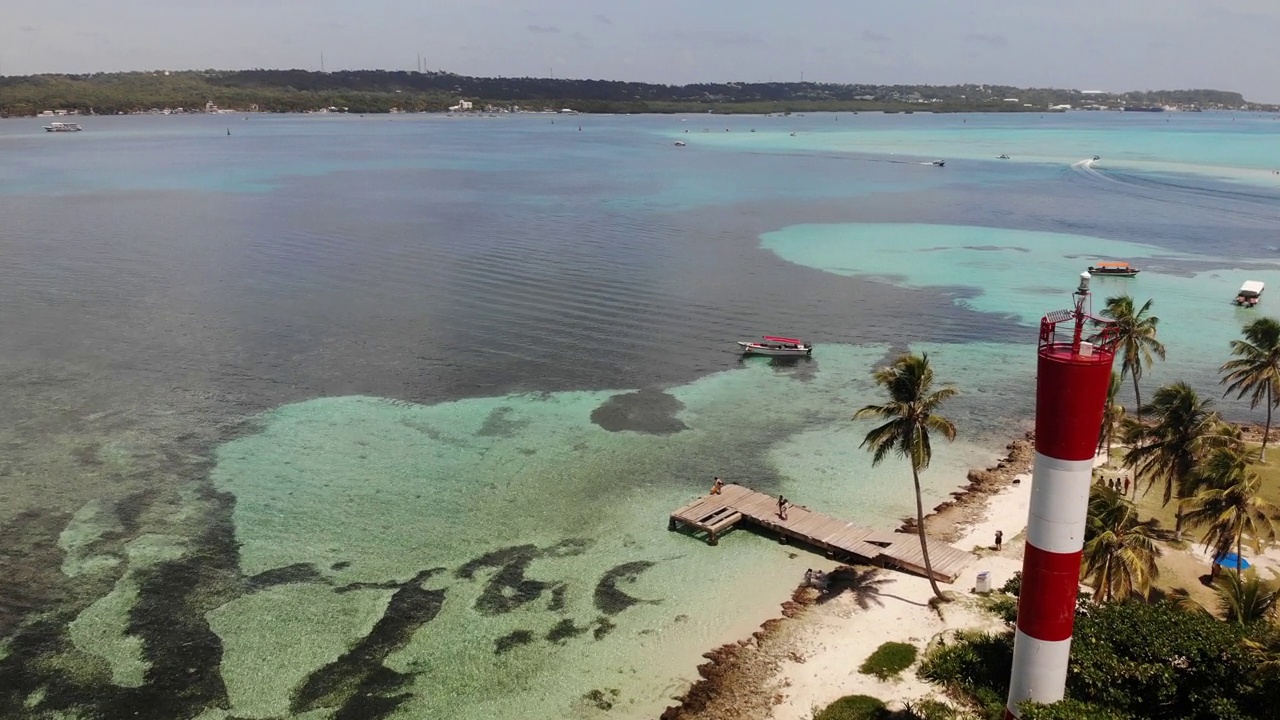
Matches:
[4,0,1280,101]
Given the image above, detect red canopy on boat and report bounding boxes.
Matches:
[763,336,803,344]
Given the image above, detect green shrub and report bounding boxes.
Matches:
[859,641,919,680]
[1000,572,1022,596]
[814,694,887,720]
[1018,699,1132,720]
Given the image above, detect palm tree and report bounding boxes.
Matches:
[1183,445,1280,575]
[1123,382,1228,535]
[1221,317,1280,463]
[855,353,958,601]
[1080,485,1161,602]
[1097,371,1125,461]
[1210,570,1279,626]
[1093,295,1165,423]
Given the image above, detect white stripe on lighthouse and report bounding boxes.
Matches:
[1025,454,1094,554]
[1007,628,1073,717]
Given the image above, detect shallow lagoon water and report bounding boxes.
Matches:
[2,111,1279,719]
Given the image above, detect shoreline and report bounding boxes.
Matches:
[658,433,1036,719]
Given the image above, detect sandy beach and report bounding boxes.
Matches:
[661,438,1037,720]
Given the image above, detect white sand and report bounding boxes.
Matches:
[768,474,1032,718]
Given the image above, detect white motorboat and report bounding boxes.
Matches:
[738,336,813,357]
[44,122,83,132]
[1236,280,1265,307]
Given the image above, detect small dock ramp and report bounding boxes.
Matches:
[668,484,975,584]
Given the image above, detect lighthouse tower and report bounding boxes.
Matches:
[1006,272,1115,718]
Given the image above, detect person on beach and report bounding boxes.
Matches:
[804,568,813,586]
[1124,476,1131,495]
[777,495,788,520]
[711,477,724,495]
[995,529,1003,551]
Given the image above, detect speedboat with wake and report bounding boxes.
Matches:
[738,336,813,357]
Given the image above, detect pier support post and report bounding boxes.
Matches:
[668,517,677,532]
[1006,273,1114,719]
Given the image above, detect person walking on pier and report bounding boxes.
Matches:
[777,495,789,520]
[711,477,724,495]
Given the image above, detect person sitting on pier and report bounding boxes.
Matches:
[711,477,724,495]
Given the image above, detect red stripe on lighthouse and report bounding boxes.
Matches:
[1016,544,1084,642]
[1035,345,1113,461]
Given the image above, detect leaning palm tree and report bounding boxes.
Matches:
[1123,382,1228,535]
[1093,295,1165,423]
[1080,485,1161,602]
[1183,445,1280,575]
[855,352,957,601]
[1097,371,1125,461]
[1221,317,1280,463]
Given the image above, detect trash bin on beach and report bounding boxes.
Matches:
[976,571,991,593]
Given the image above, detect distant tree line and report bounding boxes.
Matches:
[0,69,1269,117]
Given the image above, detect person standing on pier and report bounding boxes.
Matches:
[777,495,789,520]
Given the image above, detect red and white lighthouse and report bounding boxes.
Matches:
[1006,272,1115,719]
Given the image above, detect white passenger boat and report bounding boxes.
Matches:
[44,122,83,132]
[1236,280,1265,307]
[737,336,813,357]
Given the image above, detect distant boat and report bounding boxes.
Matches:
[932,160,945,167]
[1088,261,1140,278]
[997,154,1010,159]
[1236,281,1265,307]
[738,336,813,357]
[44,122,82,132]
[674,141,686,147]
[1123,106,1165,112]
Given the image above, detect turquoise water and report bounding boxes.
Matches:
[2,111,1280,719]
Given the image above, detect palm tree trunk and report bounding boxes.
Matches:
[1131,373,1143,425]
[1263,385,1272,464]
[1174,501,1185,538]
[1237,534,1244,575]
[911,463,945,600]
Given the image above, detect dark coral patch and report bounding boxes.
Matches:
[546,619,589,644]
[589,389,687,435]
[494,630,535,655]
[247,563,326,590]
[594,561,659,616]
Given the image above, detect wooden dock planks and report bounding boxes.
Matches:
[668,484,975,583]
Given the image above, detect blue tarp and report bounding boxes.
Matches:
[1214,552,1251,570]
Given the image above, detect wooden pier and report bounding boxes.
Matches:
[668,484,975,583]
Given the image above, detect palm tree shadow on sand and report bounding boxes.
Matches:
[813,566,906,608]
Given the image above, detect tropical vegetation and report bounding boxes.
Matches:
[859,641,920,680]
[1,71,1271,117]
[908,307,1280,720]
[1093,295,1165,424]
[1221,316,1280,461]
[855,353,958,601]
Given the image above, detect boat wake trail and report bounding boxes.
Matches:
[1066,158,1280,227]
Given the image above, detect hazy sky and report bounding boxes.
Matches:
[5,0,1280,102]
